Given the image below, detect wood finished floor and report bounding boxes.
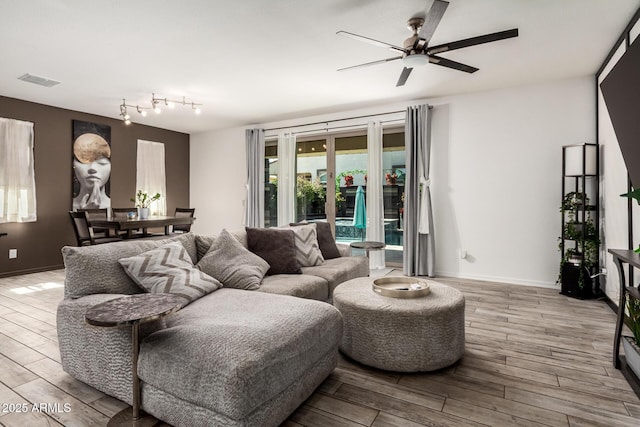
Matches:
[0,270,638,427]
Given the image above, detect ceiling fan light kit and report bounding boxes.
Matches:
[403,54,430,67]
[119,93,202,125]
[337,0,518,86]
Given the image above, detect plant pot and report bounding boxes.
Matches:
[138,208,150,219]
[622,335,640,379]
[560,262,593,299]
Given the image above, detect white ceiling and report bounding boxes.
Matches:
[1,0,638,134]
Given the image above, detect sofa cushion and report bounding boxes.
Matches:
[246,227,301,275]
[291,221,341,260]
[138,289,343,421]
[197,229,269,290]
[119,242,221,305]
[258,274,329,301]
[302,256,370,296]
[287,223,324,267]
[195,235,215,261]
[62,233,197,299]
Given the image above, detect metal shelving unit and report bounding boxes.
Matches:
[559,143,600,298]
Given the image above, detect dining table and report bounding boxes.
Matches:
[88,215,195,239]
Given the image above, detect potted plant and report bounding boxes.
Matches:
[131,190,161,219]
[623,296,640,378]
[385,172,398,185]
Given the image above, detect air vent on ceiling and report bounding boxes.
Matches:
[18,73,60,87]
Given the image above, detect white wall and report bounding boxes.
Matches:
[430,78,594,287]
[191,76,595,287]
[190,127,246,235]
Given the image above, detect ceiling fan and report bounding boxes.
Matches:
[336,0,518,87]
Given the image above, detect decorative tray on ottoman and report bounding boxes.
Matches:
[372,277,431,298]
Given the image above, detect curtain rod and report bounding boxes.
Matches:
[274,118,405,138]
[263,109,419,132]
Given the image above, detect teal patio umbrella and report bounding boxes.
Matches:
[352,185,366,241]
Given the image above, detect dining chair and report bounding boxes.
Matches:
[111,207,138,218]
[77,208,109,237]
[69,211,122,246]
[111,208,142,236]
[173,208,195,233]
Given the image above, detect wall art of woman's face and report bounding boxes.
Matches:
[72,132,112,209]
[73,156,111,188]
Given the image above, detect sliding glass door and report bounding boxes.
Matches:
[264,127,405,266]
[334,134,368,242]
[295,139,327,222]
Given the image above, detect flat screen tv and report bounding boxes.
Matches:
[601,37,640,189]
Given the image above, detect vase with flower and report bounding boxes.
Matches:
[344,174,354,187]
[131,190,161,219]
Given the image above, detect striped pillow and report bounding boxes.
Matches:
[119,241,221,305]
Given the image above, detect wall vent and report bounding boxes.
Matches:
[18,73,60,87]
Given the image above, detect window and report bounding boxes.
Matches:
[264,142,278,227]
[0,118,36,223]
[136,140,166,215]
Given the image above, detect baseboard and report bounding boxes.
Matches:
[435,270,557,289]
[0,264,64,278]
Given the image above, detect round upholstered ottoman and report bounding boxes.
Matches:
[333,277,465,372]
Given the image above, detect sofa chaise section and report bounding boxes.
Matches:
[137,289,342,426]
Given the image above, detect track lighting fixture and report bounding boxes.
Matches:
[119,93,203,125]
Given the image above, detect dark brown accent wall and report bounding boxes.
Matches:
[0,96,190,277]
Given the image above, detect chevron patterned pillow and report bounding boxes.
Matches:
[119,241,221,305]
[288,223,325,267]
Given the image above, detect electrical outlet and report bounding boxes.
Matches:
[9,249,17,259]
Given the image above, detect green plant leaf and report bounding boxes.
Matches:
[620,188,640,205]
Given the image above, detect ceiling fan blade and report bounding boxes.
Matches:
[429,55,478,73]
[417,0,449,43]
[396,67,413,87]
[427,28,518,55]
[338,56,403,72]
[337,31,406,53]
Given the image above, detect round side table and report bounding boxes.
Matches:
[85,293,184,427]
[350,241,386,259]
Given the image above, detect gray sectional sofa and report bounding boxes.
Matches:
[57,230,369,427]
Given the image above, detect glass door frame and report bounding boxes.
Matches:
[294,125,405,237]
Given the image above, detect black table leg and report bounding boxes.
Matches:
[613,256,627,369]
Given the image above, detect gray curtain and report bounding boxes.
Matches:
[244,128,265,227]
[403,104,435,276]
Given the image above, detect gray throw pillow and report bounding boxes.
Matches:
[118,241,221,305]
[246,227,302,275]
[195,235,216,261]
[286,223,324,267]
[290,221,341,259]
[197,229,269,290]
